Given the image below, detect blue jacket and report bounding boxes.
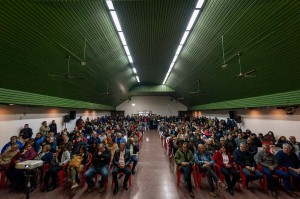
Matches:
[194,151,214,166]
[275,150,299,169]
[1,141,24,154]
[233,149,256,167]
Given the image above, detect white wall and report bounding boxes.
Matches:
[116,96,187,116]
[0,104,110,148]
[195,107,300,141]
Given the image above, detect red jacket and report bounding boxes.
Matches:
[213,150,234,167]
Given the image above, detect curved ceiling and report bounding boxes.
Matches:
[0,0,299,110]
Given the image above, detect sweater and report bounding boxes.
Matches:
[275,150,299,169]
[255,150,278,168]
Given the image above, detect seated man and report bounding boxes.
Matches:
[1,136,23,154]
[288,136,300,157]
[255,144,291,197]
[276,143,300,187]
[175,142,195,198]
[126,137,139,175]
[233,142,263,187]
[84,143,111,193]
[194,144,226,198]
[112,141,131,194]
[0,143,19,169]
[19,124,33,142]
[88,131,101,146]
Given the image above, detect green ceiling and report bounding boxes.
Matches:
[0,0,299,110]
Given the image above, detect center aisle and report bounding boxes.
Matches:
[129,130,181,199]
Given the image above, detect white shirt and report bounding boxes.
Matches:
[222,153,229,164]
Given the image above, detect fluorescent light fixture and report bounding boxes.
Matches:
[136,76,140,82]
[180,31,189,45]
[196,0,205,9]
[105,0,114,10]
[118,32,127,45]
[170,62,175,69]
[175,45,183,55]
[132,103,135,106]
[133,67,137,73]
[186,10,200,31]
[124,45,130,56]
[128,55,133,63]
[110,11,122,31]
[172,54,178,63]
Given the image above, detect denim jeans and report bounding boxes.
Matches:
[180,165,193,192]
[84,165,109,188]
[242,167,263,183]
[262,166,291,191]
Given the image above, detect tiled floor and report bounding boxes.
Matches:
[0,130,298,198]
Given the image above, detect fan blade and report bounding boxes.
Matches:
[244,69,256,75]
[244,75,256,78]
[48,74,64,78]
[189,91,199,94]
[68,76,85,79]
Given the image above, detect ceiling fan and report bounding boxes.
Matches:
[236,53,256,78]
[220,35,229,69]
[189,80,206,95]
[99,81,118,96]
[48,55,85,79]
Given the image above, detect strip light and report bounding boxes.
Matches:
[106,0,140,83]
[162,0,206,84]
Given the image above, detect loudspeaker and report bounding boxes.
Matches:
[229,111,236,119]
[64,115,70,123]
[235,116,242,123]
[70,111,76,120]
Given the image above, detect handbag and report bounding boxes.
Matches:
[69,154,84,168]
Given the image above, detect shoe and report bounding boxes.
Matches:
[87,187,93,193]
[123,184,128,190]
[71,183,79,190]
[113,186,119,195]
[286,191,294,197]
[99,187,106,193]
[189,192,195,198]
[132,170,136,175]
[218,181,227,190]
[209,192,217,198]
[118,174,124,179]
[47,185,57,192]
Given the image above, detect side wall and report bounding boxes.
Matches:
[194,107,300,141]
[0,105,110,148]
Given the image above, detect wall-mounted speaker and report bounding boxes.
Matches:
[229,111,236,119]
[70,111,76,120]
[64,115,70,123]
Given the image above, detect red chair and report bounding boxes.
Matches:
[58,163,70,189]
[213,163,241,190]
[176,164,197,189]
[257,165,281,192]
[79,153,93,187]
[111,164,132,188]
[0,165,9,188]
[237,165,263,189]
[193,164,218,190]
[40,163,51,187]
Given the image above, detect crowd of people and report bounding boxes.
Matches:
[159,116,300,198]
[0,115,144,195]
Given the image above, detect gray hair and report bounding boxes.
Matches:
[282,143,292,149]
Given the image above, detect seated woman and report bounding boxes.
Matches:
[35,144,53,163]
[6,143,36,191]
[275,136,289,148]
[0,144,20,169]
[214,145,240,195]
[42,145,71,191]
[69,145,88,190]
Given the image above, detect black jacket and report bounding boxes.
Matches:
[91,147,111,167]
[113,148,131,167]
[233,149,256,167]
[126,143,139,155]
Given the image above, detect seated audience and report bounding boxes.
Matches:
[275,136,289,148]
[0,144,19,169]
[1,136,24,154]
[33,133,44,153]
[84,143,111,193]
[40,121,50,137]
[69,145,88,190]
[35,144,53,163]
[250,133,262,147]
[246,137,258,158]
[107,135,118,158]
[115,133,126,148]
[194,144,227,198]
[233,142,263,187]
[289,136,300,157]
[214,145,240,195]
[42,145,71,191]
[264,131,276,145]
[255,144,292,197]
[174,142,195,198]
[276,143,300,186]
[19,124,33,142]
[126,137,139,175]
[49,120,57,135]
[88,131,101,146]
[112,141,131,195]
